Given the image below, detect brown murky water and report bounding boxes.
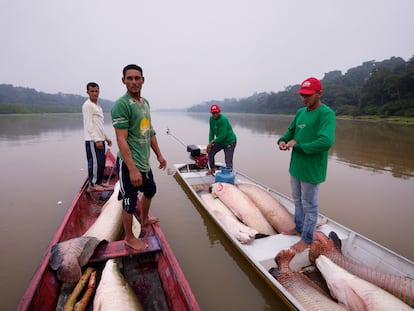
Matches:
[1,112,413,310]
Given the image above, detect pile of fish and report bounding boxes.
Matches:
[271,231,413,310]
[201,181,295,244]
[200,182,413,309]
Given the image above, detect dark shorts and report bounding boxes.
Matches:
[117,158,157,213]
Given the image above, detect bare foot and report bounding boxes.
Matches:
[291,240,311,252]
[124,237,149,250]
[282,228,301,236]
[316,219,327,227]
[206,169,215,176]
[142,216,160,226]
[90,184,106,192]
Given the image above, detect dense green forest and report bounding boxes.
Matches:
[0,85,114,113]
[189,55,414,117]
[1,55,414,116]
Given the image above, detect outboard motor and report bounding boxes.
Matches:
[186,145,208,168]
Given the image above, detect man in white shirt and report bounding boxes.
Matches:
[82,82,112,191]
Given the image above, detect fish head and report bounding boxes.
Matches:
[315,255,367,311]
[210,182,224,198]
[315,255,345,300]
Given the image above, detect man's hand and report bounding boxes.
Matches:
[129,167,143,186]
[96,141,104,149]
[278,141,288,151]
[158,155,167,170]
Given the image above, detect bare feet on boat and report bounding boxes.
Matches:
[206,169,215,176]
[89,184,106,192]
[291,240,311,252]
[124,237,149,250]
[142,216,160,227]
[316,219,327,227]
[282,228,301,236]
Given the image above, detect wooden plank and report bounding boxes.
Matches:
[89,236,160,263]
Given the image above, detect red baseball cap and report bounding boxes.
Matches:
[210,104,220,113]
[297,77,322,95]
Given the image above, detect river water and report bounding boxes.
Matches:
[1,112,413,310]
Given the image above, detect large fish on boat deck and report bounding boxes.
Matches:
[315,254,412,311]
[309,231,414,307]
[211,182,276,235]
[94,259,144,311]
[200,191,258,244]
[270,249,347,310]
[236,182,295,233]
[49,182,141,283]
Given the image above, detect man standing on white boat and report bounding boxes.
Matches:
[277,77,336,252]
[206,104,237,176]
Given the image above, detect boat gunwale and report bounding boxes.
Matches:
[173,162,414,311]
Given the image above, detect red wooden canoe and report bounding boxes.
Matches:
[18,150,201,311]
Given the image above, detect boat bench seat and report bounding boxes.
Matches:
[89,235,161,263]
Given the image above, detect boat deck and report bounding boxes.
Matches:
[174,163,414,310]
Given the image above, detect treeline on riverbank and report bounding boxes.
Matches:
[189,55,414,117]
[1,55,414,116]
[0,85,114,114]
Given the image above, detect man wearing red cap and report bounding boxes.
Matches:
[206,104,237,175]
[277,77,336,252]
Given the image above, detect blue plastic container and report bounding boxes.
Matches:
[215,167,235,184]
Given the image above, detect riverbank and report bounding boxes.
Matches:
[336,115,414,124]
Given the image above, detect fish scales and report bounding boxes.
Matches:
[310,231,414,307]
[316,255,413,311]
[273,249,347,311]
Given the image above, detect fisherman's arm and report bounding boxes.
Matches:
[150,134,167,170]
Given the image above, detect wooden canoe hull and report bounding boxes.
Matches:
[18,151,200,311]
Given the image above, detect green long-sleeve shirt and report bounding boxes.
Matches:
[277,104,336,184]
[209,114,237,146]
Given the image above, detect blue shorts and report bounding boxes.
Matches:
[117,158,157,213]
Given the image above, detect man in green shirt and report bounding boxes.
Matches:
[277,77,336,252]
[206,104,237,175]
[111,64,167,250]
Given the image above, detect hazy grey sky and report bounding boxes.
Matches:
[1,0,413,109]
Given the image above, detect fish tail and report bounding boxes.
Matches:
[275,249,296,269]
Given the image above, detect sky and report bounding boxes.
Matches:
[1,0,413,109]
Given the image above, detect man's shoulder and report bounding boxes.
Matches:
[142,97,150,106]
[114,93,129,105]
[320,103,336,116]
[296,107,307,115]
[219,114,229,121]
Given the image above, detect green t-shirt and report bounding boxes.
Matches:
[111,94,156,172]
[277,104,336,184]
[209,114,237,146]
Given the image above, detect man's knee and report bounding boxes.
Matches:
[143,185,156,199]
[122,197,137,213]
